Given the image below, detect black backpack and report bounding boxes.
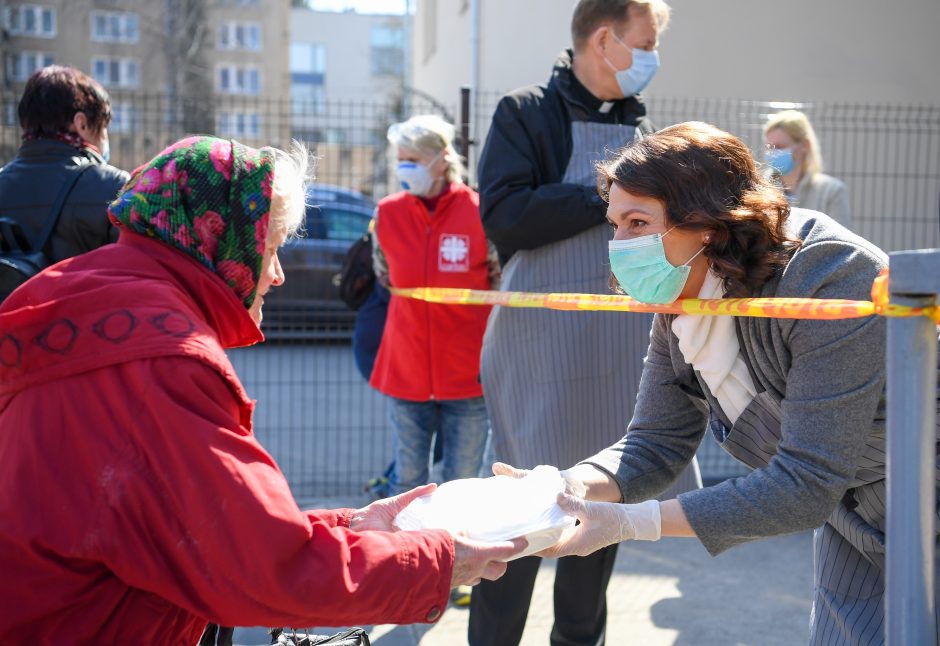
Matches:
[338,231,376,310]
[0,164,92,303]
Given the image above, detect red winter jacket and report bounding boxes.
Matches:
[0,232,453,644]
[370,183,492,401]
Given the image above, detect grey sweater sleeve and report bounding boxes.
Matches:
[678,239,887,556]
[581,313,708,501]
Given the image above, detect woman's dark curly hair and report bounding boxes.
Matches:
[597,121,801,297]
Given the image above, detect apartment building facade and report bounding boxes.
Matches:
[289,6,409,193]
[0,0,290,167]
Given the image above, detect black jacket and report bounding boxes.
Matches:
[477,50,654,263]
[0,139,129,263]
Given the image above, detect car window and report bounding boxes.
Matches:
[322,207,371,241]
[304,206,371,242]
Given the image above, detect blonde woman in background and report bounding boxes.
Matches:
[764,109,853,230]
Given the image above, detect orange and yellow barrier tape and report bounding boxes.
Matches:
[391,271,940,323]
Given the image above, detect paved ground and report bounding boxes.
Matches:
[234,529,813,646]
[229,342,809,645]
[231,344,812,646]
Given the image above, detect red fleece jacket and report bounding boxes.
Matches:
[370,184,492,401]
[0,232,453,644]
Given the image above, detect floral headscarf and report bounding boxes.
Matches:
[109,136,275,309]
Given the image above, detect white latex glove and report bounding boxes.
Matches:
[491,462,587,497]
[537,494,662,558]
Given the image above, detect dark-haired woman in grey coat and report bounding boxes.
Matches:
[498,121,939,645]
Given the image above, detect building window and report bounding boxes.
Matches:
[90,11,139,44]
[218,0,260,5]
[370,25,404,77]
[290,43,326,115]
[423,0,437,62]
[91,57,140,88]
[289,42,325,74]
[217,65,261,95]
[218,22,261,51]
[291,81,326,115]
[6,51,53,82]
[216,112,260,138]
[3,5,57,38]
[4,101,17,127]
[109,104,139,133]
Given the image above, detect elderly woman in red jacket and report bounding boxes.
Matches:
[0,136,522,642]
[371,115,499,502]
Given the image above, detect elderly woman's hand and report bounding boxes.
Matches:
[536,494,662,558]
[348,483,436,533]
[451,536,528,587]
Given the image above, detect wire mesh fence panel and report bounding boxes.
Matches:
[3,89,938,496]
[471,93,940,253]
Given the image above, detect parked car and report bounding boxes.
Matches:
[261,184,376,339]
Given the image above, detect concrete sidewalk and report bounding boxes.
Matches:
[235,530,813,646]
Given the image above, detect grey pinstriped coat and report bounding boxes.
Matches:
[585,209,940,644]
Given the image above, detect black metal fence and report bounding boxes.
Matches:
[3,91,936,249]
[471,91,940,253]
[4,90,939,501]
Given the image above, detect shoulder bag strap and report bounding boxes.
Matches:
[34,162,95,254]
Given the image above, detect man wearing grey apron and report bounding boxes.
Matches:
[469,2,700,645]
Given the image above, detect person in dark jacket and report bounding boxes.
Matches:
[469,2,700,645]
[0,65,128,264]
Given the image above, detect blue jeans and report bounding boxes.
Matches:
[389,396,489,496]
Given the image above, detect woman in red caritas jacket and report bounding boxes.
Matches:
[0,136,521,643]
[371,115,499,503]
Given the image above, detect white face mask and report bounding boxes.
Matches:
[396,152,443,197]
[603,33,661,97]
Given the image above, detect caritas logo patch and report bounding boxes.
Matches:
[438,234,470,272]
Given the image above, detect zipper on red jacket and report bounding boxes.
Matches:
[423,206,435,401]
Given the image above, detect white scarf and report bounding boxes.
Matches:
[671,271,757,424]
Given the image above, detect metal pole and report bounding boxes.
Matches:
[402,0,413,115]
[886,249,940,645]
[459,85,471,163]
[468,0,480,185]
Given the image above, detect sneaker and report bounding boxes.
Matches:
[363,462,395,500]
[450,585,472,608]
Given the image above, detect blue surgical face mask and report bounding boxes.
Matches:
[766,147,794,176]
[396,151,443,197]
[604,34,660,97]
[608,227,706,304]
[100,138,110,164]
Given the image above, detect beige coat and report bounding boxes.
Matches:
[794,171,852,230]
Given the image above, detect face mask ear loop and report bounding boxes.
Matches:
[682,244,708,267]
[611,31,630,53]
[603,29,630,71]
[660,225,679,239]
